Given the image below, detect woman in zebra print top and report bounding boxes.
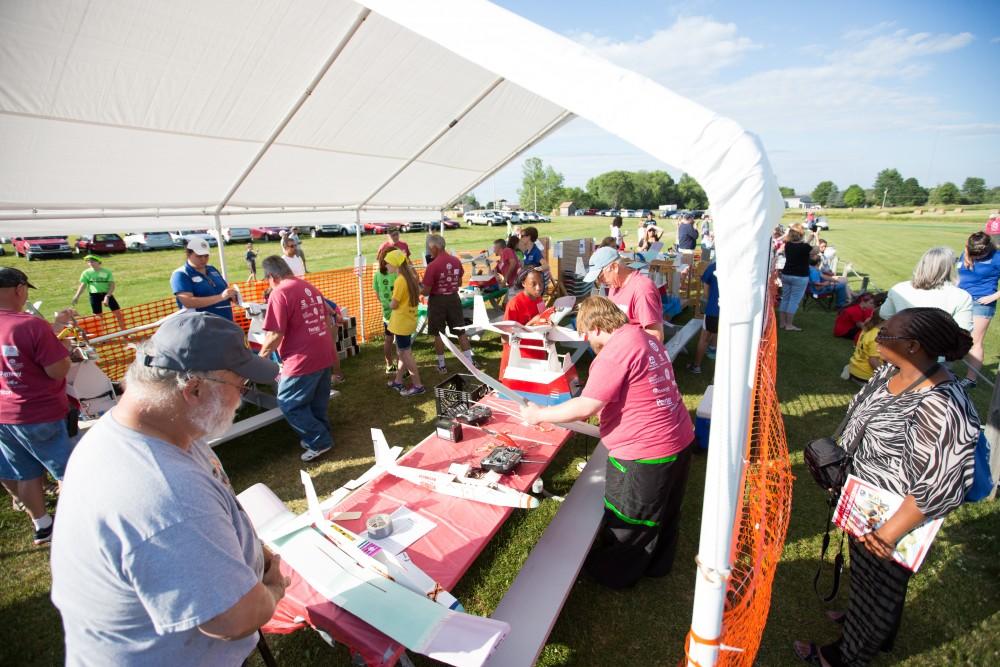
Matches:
[796,307,978,667]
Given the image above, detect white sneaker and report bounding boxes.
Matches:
[301,445,332,462]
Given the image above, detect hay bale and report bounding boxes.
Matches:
[914,209,923,215]
[954,208,964,213]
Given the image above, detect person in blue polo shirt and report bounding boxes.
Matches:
[170,239,237,321]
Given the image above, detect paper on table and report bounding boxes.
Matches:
[368,505,436,555]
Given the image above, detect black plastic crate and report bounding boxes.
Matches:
[434,373,488,417]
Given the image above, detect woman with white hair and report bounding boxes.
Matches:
[880,246,973,331]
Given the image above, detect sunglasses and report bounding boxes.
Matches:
[874,332,915,343]
[201,376,253,396]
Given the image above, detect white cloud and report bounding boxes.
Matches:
[697,26,975,134]
[570,16,758,89]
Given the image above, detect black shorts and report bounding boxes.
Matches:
[427,293,465,336]
[704,315,719,334]
[89,293,120,314]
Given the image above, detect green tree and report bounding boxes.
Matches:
[518,157,565,214]
[558,186,597,210]
[962,177,986,205]
[632,170,677,209]
[811,181,838,207]
[986,186,1000,204]
[676,173,708,210]
[460,193,480,209]
[872,168,906,207]
[842,184,866,207]
[779,186,796,198]
[586,171,636,209]
[929,182,961,205]
[899,177,928,206]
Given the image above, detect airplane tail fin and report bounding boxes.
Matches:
[472,294,490,329]
[300,470,326,526]
[372,428,397,469]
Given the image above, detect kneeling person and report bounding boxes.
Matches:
[521,296,694,588]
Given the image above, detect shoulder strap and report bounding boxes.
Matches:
[842,363,940,456]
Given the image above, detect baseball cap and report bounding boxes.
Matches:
[83,254,102,263]
[0,267,35,289]
[384,249,407,267]
[186,238,211,255]
[583,246,620,283]
[142,311,278,384]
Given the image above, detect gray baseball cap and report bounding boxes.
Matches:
[583,246,621,283]
[143,311,278,384]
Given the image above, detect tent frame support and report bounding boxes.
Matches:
[212,6,371,217]
[355,77,505,209]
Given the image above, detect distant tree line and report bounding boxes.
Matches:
[781,169,1000,209]
[462,158,711,214]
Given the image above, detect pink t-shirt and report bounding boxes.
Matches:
[262,278,335,378]
[496,247,520,283]
[0,311,70,424]
[608,271,662,330]
[581,324,693,460]
[422,252,465,296]
[985,218,1000,236]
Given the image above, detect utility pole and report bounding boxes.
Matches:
[881,187,889,209]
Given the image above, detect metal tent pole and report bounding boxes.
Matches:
[355,208,366,342]
[213,214,228,279]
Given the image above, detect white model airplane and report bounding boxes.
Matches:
[465,294,584,344]
[372,428,540,509]
[237,472,509,667]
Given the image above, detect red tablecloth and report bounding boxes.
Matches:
[263,397,573,666]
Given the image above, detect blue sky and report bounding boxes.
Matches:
[482,0,1000,202]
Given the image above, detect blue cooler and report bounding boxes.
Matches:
[695,385,713,450]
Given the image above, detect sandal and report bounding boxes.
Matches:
[784,325,803,332]
[792,641,823,665]
[332,373,346,385]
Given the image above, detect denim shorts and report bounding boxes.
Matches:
[395,334,413,350]
[0,419,75,481]
[973,301,996,319]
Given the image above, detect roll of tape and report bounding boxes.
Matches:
[366,513,393,539]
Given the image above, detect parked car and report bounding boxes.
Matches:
[251,226,286,241]
[12,236,73,260]
[537,212,551,223]
[521,212,539,222]
[208,227,252,245]
[620,209,635,218]
[124,231,176,251]
[427,217,461,231]
[310,222,360,237]
[364,221,408,234]
[75,233,127,255]
[466,211,505,226]
[585,208,599,216]
[170,230,218,247]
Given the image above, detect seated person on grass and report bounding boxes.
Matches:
[833,292,883,342]
[845,311,884,384]
[808,255,852,307]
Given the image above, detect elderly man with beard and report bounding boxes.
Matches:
[51,312,288,666]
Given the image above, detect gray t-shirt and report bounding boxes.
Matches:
[51,412,264,667]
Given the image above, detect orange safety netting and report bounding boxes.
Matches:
[77,262,476,382]
[714,273,794,665]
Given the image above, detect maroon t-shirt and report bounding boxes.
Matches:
[0,311,69,424]
[608,271,662,330]
[262,278,335,378]
[422,252,464,296]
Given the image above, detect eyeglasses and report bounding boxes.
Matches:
[201,376,253,396]
[874,333,915,343]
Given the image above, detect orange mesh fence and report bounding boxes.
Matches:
[714,272,794,665]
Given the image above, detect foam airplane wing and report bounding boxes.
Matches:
[465,295,584,344]
[238,477,509,666]
[372,429,539,509]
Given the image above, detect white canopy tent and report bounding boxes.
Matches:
[0,1,783,664]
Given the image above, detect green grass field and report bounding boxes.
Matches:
[0,211,998,666]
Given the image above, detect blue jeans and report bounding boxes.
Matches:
[0,420,74,480]
[779,274,809,314]
[818,282,850,307]
[277,368,333,451]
